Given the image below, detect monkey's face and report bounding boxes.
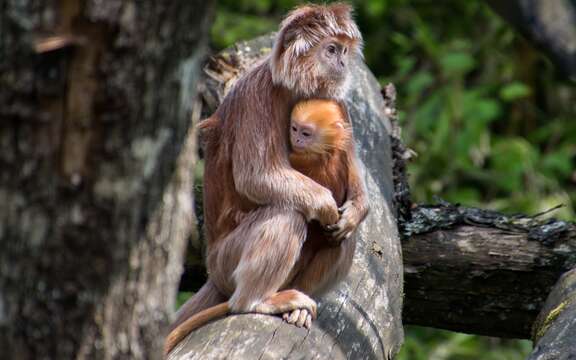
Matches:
[270,4,362,98]
[290,119,319,154]
[314,37,353,84]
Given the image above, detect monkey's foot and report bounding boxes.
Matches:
[252,289,317,327]
[282,308,313,328]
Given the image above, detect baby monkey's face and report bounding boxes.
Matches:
[290,119,318,153]
[289,99,350,156]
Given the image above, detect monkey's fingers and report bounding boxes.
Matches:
[324,222,340,231]
[304,313,312,329]
[333,225,354,241]
[338,201,354,213]
[296,309,310,327]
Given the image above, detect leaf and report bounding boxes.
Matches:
[406,70,434,96]
[440,51,475,75]
[499,82,531,101]
[490,138,537,192]
[542,151,573,178]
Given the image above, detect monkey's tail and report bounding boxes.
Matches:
[164,302,230,355]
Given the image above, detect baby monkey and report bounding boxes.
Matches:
[289,99,355,241]
[164,99,367,354]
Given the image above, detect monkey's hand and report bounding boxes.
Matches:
[307,187,340,227]
[325,200,364,243]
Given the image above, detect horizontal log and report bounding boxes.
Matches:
[402,204,576,339]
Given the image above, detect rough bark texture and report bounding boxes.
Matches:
[485,0,576,81]
[529,268,576,359]
[0,1,213,358]
[402,204,576,339]
[168,35,404,360]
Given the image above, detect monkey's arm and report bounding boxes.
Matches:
[328,144,369,241]
[232,116,339,226]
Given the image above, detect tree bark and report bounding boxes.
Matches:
[403,204,576,339]
[529,268,576,359]
[168,35,405,360]
[0,1,213,358]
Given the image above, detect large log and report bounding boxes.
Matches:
[168,35,404,360]
[402,204,576,339]
[0,1,213,358]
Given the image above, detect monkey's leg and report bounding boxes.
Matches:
[283,236,356,327]
[210,206,317,321]
[168,279,227,333]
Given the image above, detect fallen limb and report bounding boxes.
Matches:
[402,203,576,339]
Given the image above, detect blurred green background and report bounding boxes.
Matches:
[203,0,576,358]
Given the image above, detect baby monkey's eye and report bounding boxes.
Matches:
[291,126,298,132]
[302,131,311,137]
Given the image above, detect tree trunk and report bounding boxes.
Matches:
[529,268,576,359]
[0,1,214,358]
[402,204,576,339]
[168,35,405,360]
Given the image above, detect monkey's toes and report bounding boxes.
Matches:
[283,309,313,328]
[296,309,311,328]
[287,309,301,324]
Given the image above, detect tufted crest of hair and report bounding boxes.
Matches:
[291,99,351,155]
[271,3,363,97]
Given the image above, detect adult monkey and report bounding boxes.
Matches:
[166,3,365,353]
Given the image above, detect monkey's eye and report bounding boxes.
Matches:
[326,44,337,55]
[291,126,298,132]
[342,47,348,55]
[302,131,311,137]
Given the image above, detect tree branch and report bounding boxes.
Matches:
[403,204,576,339]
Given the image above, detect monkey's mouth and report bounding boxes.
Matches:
[291,145,307,153]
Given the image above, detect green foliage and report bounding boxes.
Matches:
[398,326,532,360]
[177,292,193,308]
[207,0,576,357]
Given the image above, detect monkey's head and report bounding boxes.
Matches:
[271,3,363,99]
[290,99,351,156]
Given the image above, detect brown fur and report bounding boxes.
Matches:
[165,4,366,355]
